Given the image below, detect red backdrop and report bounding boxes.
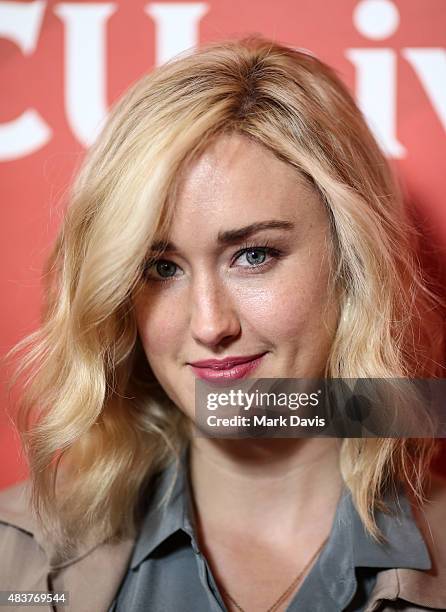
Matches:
[1,0,445,489]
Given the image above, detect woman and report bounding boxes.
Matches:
[1,36,445,612]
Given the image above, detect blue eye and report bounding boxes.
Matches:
[243,249,267,265]
[234,246,279,268]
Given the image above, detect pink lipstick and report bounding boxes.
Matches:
[188,352,267,382]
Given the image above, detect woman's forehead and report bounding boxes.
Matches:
[146,136,327,253]
[159,133,324,240]
[175,132,308,193]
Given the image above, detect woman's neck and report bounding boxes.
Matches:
[189,437,343,545]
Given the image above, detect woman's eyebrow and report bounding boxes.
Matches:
[217,220,295,244]
[148,220,295,255]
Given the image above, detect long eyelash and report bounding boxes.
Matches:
[233,240,283,263]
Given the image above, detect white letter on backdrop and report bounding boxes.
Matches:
[346,49,406,158]
[402,48,446,131]
[0,1,50,161]
[146,2,209,66]
[55,3,116,147]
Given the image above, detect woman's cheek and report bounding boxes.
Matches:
[135,291,185,357]
[232,275,319,339]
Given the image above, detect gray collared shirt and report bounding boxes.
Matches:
[109,445,431,612]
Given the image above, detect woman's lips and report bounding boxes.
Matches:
[189,352,267,382]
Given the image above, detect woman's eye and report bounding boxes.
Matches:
[145,259,180,281]
[143,246,281,281]
[233,247,274,268]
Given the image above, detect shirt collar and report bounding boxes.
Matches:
[130,444,432,606]
[130,444,195,570]
[317,484,431,609]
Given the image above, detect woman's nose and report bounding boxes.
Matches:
[189,277,241,348]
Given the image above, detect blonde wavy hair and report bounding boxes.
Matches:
[6,36,444,560]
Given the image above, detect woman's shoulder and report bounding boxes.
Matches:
[0,479,37,536]
[0,479,49,590]
[393,470,446,611]
[0,479,137,608]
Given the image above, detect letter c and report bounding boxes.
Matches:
[0,1,52,161]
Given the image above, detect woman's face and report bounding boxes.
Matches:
[133,133,339,418]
